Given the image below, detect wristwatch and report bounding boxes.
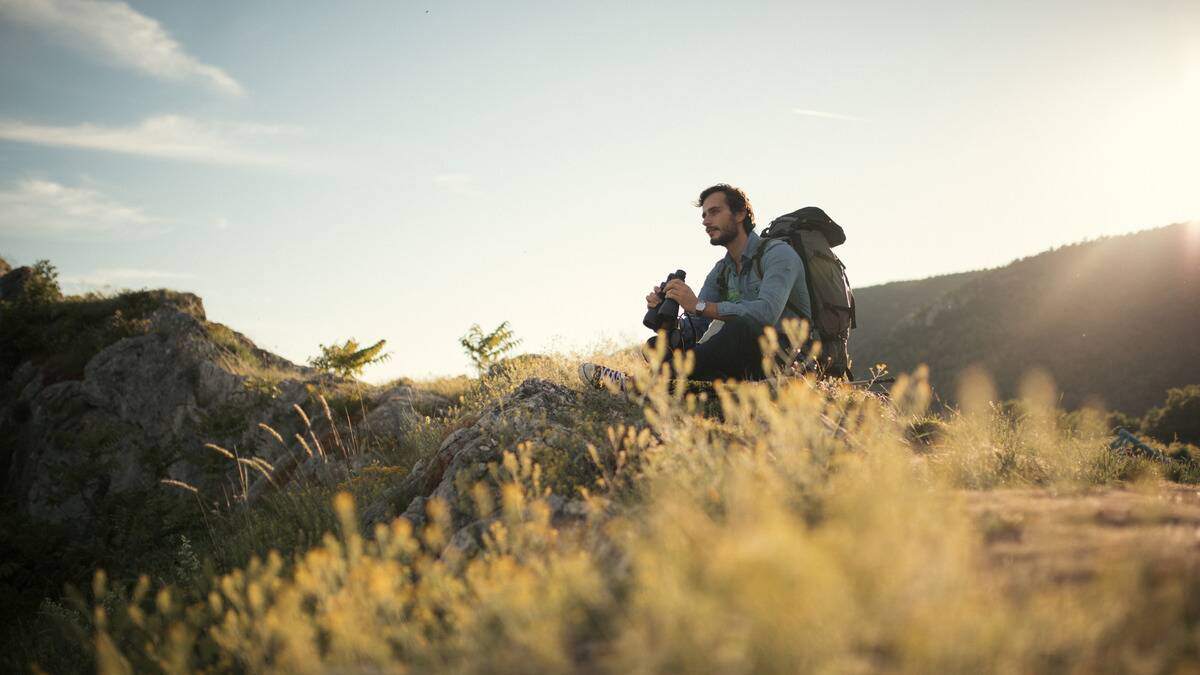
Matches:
[692,300,707,316]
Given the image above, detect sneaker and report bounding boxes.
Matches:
[579,362,629,392]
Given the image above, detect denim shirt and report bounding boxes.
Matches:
[695,231,812,330]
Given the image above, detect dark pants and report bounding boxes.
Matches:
[646,316,792,382]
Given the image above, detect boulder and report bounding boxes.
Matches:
[4,303,321,526]
[361,378,590,535]
[15,381,153,523]
[363,385,452,440]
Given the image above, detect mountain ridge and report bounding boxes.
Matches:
[849,222,1200,413]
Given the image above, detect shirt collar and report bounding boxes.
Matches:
[725,230,762,265]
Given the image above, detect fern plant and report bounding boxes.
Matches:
[459,321,520,374]
[308,338,391,378]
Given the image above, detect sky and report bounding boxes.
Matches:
[1,0,1198,382]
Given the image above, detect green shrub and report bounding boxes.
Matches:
[14,259,63,308]
[459,321,520,374]
[1165,442,1200,483]
[308,338,391,378]
[1105,409,1141,433]
[0,285,191,380]
[1142,384,1200,445]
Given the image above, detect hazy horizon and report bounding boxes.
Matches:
[2,0,1197,381]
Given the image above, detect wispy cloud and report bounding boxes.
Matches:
[792,108,870,122]
[0,115,305,167]
[0,177,163,239]
[0,0,244,95]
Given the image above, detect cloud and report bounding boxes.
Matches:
[0,0,243,95]
[0,115,304,167]
[0,177,161,239]
[792,108,870,122]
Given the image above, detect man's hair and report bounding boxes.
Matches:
[695,184,755,234]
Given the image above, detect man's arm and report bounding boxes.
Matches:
[694,300,737,321]
[697,265,721,302]
[673,264,738,321]
[712,243,802,325]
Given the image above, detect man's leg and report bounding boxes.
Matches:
[649,316,787,382]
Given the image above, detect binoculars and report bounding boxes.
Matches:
[643,269,686,331]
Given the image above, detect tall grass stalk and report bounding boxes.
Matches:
[71,343,1200,674]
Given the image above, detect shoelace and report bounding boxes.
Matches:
[594,365,627,391]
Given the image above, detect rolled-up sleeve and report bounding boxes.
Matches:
[715,243,801,326]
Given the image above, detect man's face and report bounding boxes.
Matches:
[701,192,743,247]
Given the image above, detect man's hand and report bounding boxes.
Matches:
[646,285,662,310]
[664,279,699,314]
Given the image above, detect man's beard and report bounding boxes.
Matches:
[709,227,736,246]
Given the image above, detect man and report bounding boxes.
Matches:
[581,184,812,391]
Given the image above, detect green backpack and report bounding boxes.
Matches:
[754,207,857,379]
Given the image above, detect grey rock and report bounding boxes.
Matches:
[2,287,455,539]
[6,303,299,525]
[361,378,582,534]
[16,362,44,402]
[401,495,427,530]
[18,381,153,523]
[444,518,493,559]
[363,385,450,441]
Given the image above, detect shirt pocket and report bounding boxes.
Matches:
[743,273,764,300]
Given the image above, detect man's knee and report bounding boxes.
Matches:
[724,315,767,341]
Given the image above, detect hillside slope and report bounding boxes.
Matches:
[849,223,1200,413]
[0,265,452,635]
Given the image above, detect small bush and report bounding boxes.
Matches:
[1142,384,1200,445]
[13,259,63,308]
[0,286,192,380]
[459,321,520,374]
[308,338,391,378]
[1165,442,1200,483]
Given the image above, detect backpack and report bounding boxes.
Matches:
[751,207,857,379]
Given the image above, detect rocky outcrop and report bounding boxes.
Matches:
[0,291,445,534]
[8,301,272,524]
[361,378,591,537]
[363,384,453,440]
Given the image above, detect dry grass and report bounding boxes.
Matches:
[62,325,1200,673]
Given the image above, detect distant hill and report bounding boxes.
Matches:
[850,223,1200,414]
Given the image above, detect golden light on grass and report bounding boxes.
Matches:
[82,346,1200,674]
[957,364,997,418]
[204,442,235,460]
[159,478,199,494]
[257,422,285,446]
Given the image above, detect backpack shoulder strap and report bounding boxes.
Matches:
[750,238,807,320]
[750,238,789,278]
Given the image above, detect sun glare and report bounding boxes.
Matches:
[1185,221,1200,268]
